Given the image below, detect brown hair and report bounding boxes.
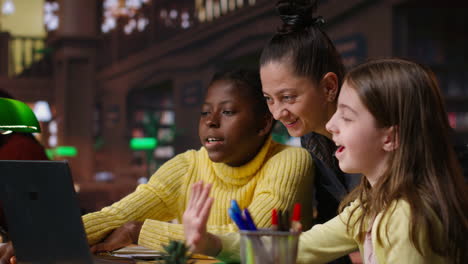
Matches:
[260,0,345,91]
[340,58,467,263]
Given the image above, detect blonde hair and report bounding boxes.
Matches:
[339,58,467,263]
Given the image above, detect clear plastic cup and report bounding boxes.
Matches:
[240,229,300,264]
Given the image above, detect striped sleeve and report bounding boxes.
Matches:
[82,151,192,245]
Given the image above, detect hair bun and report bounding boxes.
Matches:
[276,0,325,34]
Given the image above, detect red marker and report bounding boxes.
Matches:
[290,203,302,232]
[271,209,278,230]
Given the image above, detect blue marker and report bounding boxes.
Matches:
[230,200,242,214]
[242,208,257,231]
[228,207,248,230]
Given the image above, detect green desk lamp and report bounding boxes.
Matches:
[0,97,41,134]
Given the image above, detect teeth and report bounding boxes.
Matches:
[207,138,222,142]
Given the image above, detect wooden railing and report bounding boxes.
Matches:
[97,0,265,69]
[0,32,52,77]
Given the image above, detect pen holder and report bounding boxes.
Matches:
[240,230,299,264]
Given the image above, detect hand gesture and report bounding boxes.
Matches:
[90,221,142,253]
[0,242,16,264]
[183,181,220,256]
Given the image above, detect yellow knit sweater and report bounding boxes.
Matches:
[82,137,314,251]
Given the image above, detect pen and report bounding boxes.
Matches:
[230,200,242,214]
[228,207,248,230]
[242,208,257,231]
[283,210,290,231]
[277,210,283,231]
[291,203,302,232]
[271,209,278,230]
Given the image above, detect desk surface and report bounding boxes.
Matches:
[96,255,221,264]
[95,245,222,264]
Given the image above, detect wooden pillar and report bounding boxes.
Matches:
[49,0,98,183]
[0,32,10,76]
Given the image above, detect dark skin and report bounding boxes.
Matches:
[0,79,273,259]
[198,79,272,166]
[89,221,143,253]
[0,244,15,264]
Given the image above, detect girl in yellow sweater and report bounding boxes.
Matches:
[80,69,315,253]
[183,59,468,264]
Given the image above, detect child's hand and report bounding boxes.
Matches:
[183,181,220,256]
[0,242,16,264]
[90,221,143,254]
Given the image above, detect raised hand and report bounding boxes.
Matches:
[90,221,142,253]
[182,181,220,256]
[0,242,16,264]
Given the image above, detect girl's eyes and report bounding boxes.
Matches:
[341,115,352,122]
[200,110,235,116]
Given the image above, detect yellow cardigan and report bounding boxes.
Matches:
[82,137,314,251]
[218,199,446,263]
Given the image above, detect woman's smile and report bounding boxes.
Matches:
[283,118,299,128]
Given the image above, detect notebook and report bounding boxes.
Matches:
[0,160,130,264]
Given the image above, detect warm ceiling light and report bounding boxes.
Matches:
[2,0,15,15]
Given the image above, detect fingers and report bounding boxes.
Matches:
[90,245,97,254]
[0,243,14,264]
[9,257,16,264]
[187,181,202,210]
[194,184,212,217]
[188,181,212,214]
[199,197,214,226]
[90,242,110,254]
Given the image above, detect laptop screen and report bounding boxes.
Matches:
[0,160,93,264]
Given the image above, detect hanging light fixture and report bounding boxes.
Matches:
[1,0,15,15]
[101,0,151,35]
[43,1,60,31]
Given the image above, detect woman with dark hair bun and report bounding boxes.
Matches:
[261,0,349,221]
[260,1,354,263]
[184,1,355,263]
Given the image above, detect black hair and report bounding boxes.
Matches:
[209,69,271,118]
[260,0,345,91]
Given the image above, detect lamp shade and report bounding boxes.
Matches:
[0,97,41,134]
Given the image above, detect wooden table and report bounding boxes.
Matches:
[95,250,223,264]
[96,256,221,264]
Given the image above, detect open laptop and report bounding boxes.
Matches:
[0,160,131,264]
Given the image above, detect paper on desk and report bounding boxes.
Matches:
[111,245,166,259]
[110,246,216,260]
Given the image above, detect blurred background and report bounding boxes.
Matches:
[0,0,466,213]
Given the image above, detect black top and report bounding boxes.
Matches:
[301,132,358,223]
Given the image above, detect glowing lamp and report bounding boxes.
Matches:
[0,97,41,134]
